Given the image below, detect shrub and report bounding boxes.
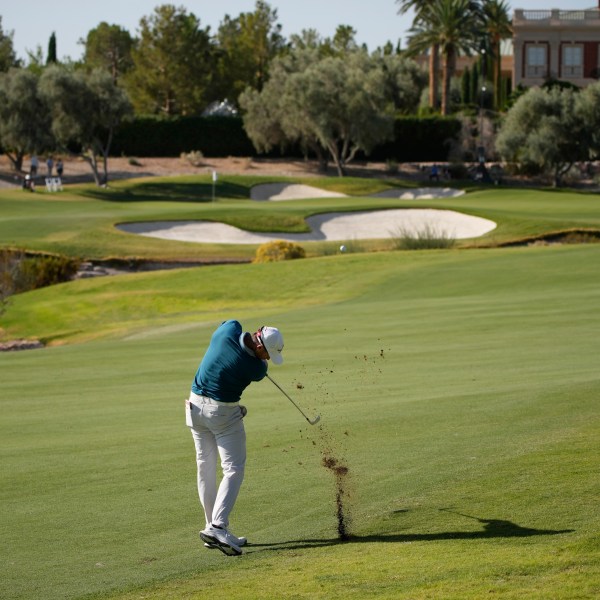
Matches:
[0,248,23,316]
[389,224,456,250]
[0,249,80,297]
[17,255,80,291]
[386,159,399,174]
[180,150,205,167]
[447,162,469,180]
[253,240,306,263]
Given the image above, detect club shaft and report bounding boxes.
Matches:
[266,374,314,422]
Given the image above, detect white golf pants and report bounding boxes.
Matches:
[186,392,246,529]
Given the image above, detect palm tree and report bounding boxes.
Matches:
[397,0,440,110]
[407,0,483,115]
[481,0,512,110]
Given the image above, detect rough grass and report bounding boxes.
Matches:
[1,245,599,600]
[389,222,456,249]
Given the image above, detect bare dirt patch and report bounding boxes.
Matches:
[0,339,44,351]
[2,154,599,189]
[0,155,424,187]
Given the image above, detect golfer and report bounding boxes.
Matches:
[186,319,284,556]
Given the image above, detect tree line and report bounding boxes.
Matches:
[1,1,513,117]
[0,1,599,185]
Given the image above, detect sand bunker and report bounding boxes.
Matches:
[250,183,465,201]
[117,209,496,244]
[251,183,347,201]
[117,185,495,244]
[370,187,465,199]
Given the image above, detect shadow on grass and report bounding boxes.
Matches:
[80,181,250,202]
[247,513,574,553]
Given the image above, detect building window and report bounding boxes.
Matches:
[526,45,547,77]
[562,45,583,77]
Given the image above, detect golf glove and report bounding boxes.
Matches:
[240,405,247,418]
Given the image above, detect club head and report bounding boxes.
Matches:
[307,415,321,426]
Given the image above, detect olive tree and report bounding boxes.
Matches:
[240,45,329,169]
[0,68,53,172]
[39,65,133,185]
[576,81,600,162]
[379,52,427,114]
[495,86,586,187]
[0,17,20,72]
[241,47,422,176]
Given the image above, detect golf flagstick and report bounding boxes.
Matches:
[266,374,321,425]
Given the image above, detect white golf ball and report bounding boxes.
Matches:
[339,245,347,252]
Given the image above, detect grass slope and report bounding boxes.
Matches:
[1,245,599,599]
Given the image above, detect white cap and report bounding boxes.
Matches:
[261,326,284,365]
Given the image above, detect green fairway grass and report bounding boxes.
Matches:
[1,244,599,599]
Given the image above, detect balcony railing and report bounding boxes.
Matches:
[514,9,600,23]
[526,65,548,77]
[519,10,551,21]
[561,65,583,77]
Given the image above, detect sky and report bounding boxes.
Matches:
[1,1,592,63]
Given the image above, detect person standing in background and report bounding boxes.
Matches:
[30,155,39,176]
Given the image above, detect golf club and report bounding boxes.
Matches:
[266,374,321,425]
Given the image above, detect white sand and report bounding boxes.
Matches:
[370,187,465,199]
[117,184,495,244]
[250,183,465,201]
[117,209,496,244]
[250,183,348,201]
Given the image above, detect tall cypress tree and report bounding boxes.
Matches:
[461,67,472,105]
[47,32,57,64]
[471,61,480,106]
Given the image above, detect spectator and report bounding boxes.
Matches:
[429,164,440,182]
[22,174,35,192]
[30,155,39,177]
[56,158,63,178]
[46,156,54,176]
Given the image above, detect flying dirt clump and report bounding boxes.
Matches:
[295,364,353,539]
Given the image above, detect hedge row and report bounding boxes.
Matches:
[111,115,461,162]
[366,116,462,162]
[111,116,256,158]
